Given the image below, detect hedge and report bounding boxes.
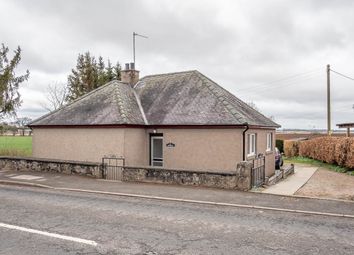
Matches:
[299,137,354,169]
[284,140,301,158]
[276,139,284,153]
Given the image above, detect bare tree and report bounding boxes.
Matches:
[15,117,32,136]
[41,82,68,112]
[247,101,260,112]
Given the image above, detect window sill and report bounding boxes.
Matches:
[265,150,273,155]
[246,154,256,160]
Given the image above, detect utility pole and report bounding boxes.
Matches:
[327,64,331,135]
[133,32,148,69]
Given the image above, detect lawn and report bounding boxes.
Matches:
[0,136,32,156]
[284,156,354,175]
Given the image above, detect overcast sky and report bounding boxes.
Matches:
[1,0,354,129]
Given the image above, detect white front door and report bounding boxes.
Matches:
[151,136,163,167]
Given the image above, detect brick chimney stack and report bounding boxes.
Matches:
[121,63,139,86]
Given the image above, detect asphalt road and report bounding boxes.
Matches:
[0,185,353,255]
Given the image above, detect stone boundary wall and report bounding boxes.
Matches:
[0,156,102,178]
[122,161,253,191]
[0,156,254,190]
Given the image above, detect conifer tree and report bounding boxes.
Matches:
[66,52,122,101]
[0,43,29,117]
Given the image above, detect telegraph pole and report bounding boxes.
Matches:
[327,64,331,135]
[133,32,148,69]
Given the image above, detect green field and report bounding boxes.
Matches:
[0,136,32,156]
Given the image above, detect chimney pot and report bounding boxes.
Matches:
[121,63,139,86]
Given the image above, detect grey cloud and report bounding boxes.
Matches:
[2,0,354,129]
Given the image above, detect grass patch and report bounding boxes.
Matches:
[0,136,32,156]
[284,156,354,175]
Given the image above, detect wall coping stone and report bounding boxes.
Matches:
[0,156,101,166]
[124,165,236,176]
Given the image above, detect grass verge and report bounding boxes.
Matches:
[0,136,32,156]
[284,156,354,176]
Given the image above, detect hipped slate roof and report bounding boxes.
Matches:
[30,70,280,128]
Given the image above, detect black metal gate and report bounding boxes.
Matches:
[251,154,265,188]
[102,157,125,181]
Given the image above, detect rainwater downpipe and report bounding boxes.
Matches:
[242,123,249,161]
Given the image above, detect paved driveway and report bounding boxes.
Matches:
[261,164,318,195]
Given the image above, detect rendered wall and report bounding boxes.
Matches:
[124,128,148,166]
[32,127,275,177]
[32,128,125,163]
[245,129,276,177]
[148,128,243,172]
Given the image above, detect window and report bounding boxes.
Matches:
[247,133,256,156]
[266,132,273,151]
[150,135,163,167]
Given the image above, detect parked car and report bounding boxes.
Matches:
[275,147,283,169]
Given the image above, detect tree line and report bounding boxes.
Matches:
[1,43,122,120]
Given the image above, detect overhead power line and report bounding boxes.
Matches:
[330,69,354,82]
[237,68,322,93]
[237,72,322,97]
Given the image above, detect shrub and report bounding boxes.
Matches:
[284,139,304,157]
[299,137,354,169]
[276,139,284,153]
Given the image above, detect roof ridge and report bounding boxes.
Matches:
[194,71,247,124]
[113,83,128,124]
[195,71,279,127]
[132,90,148,125]
[141,70,198,80]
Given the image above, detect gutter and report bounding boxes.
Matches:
[242,123,249,161]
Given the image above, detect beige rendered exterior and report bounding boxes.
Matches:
[151,128,243,171]
[32,128,126,163]
[245,129,276,177]
[32,127,275,177]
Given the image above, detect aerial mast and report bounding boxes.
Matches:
[133,32,148,68]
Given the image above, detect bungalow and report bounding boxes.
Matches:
[29,64,280,178]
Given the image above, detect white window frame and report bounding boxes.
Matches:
[150,136,163,167]
[266,132,273,152]
[247,133,256,157]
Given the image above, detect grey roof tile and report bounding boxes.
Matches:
[136,70,280,127]
[30,81,145,126]
[30,70,280,128]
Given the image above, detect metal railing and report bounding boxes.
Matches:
[102,156,125,181]
[251,154,265,188]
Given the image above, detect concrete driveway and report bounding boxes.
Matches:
[260,164,318,196]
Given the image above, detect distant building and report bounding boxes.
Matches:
[337,122,354,137]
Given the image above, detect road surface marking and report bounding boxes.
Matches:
[1,181,354,219]
[56,187,354,219]
[0,222,98,246]
[10,175,44,181]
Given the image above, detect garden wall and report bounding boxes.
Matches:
[0,156,102,178]
[0,156,254,191]
[123,161,253,191]
[299,137,354,169]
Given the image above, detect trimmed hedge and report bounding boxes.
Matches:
[299,137,354,169]
[284,140,301,157]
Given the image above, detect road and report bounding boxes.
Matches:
[0,185,353,255]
